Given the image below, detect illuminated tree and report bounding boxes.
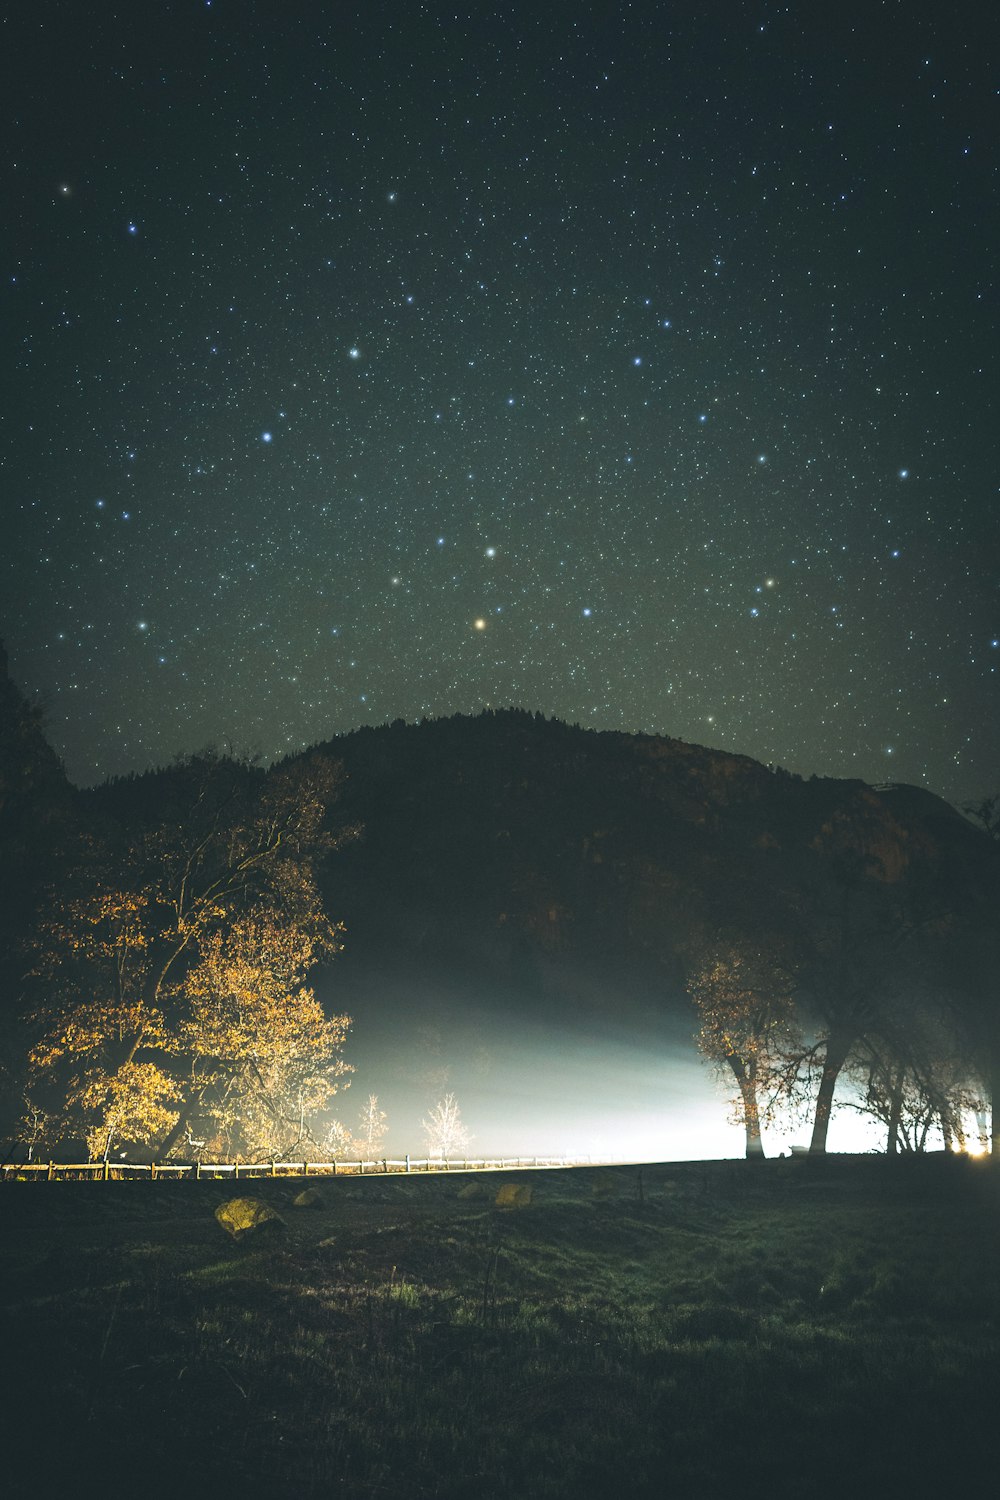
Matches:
[23,751,355,1159]
[320,1118,355,1160]
[422,1093,471,1159]
[178,911,351,1159]
[357,1093,388,1158]
[688,944,800,1158]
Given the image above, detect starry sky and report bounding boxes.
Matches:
[3,1,997,801]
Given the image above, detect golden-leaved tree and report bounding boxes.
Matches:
[687,942,800,1158]
[24,751,355,1161]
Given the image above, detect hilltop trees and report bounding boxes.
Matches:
[23,751,355,1160]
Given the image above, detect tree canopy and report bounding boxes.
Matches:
[24,751,355,1160]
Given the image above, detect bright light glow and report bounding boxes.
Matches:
[473,618,487,630]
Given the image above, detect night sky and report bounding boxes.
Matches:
[3,1,997,802]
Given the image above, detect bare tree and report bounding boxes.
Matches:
[422,1093,471,1159]
[357,1093,388,1158]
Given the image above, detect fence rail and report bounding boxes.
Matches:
[1,1154,590,1182]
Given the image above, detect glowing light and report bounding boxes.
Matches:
[473,618,487,630]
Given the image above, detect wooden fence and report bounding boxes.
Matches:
[1,1154,590,1182]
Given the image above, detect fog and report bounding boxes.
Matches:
[330,984,891,1162]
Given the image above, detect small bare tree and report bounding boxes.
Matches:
[357,1093,388,1159]
[320,1118,354,1160]
[422,1093,471,1159]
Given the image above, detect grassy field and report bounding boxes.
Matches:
[1,1156,997,1498]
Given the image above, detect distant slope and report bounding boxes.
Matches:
[276,709,996,1035]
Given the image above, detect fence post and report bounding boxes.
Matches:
[47,1161,54,1180]
[271,1160,277,1178]
[234,1161,239,1181]
[103,1159,110,1182]
[303,1160,308,1177]
[196,1160,202,1180]
[405,1155,410,1174]
[150,1161,157,1181]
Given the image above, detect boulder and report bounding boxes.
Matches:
[495,1182,532,1209]
[215,1197,285,1240]
[292,1187,322,1208]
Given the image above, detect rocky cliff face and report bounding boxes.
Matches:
[0,643,74,1112]
[0,641,68,830]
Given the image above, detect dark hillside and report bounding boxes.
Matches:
[287,711,995,1035]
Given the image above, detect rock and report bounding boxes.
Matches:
[457,1181,483,1199]
[292,1187,322,1208]
[215,1197,286,1240]
[495,1182,532,1209]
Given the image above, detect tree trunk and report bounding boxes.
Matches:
[157,1103,194,1160]
[809,1032,854,1156]
[886,1066,904,1155]
[974,1108,990,1154]
[727,1055,765,1158]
